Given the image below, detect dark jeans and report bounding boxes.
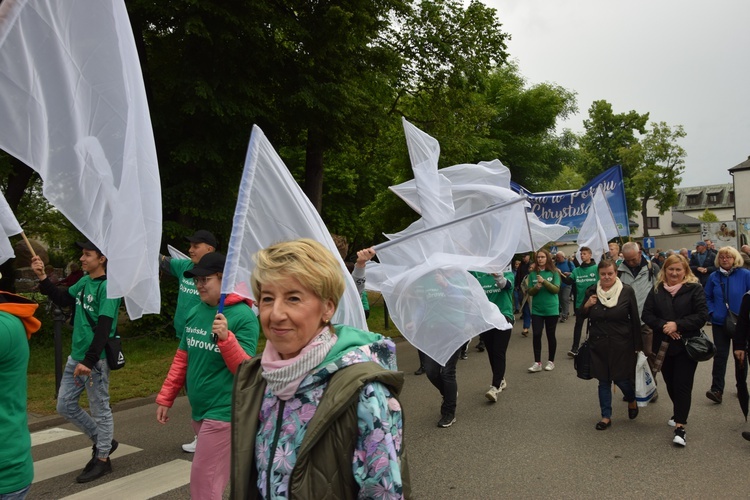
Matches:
[598,378,635,419]
[480,328,512,388]
[532,315,558,363]
[661,349,698,425]
[710,323,732,393]
[424,348,461,416]
[571,312,586,351]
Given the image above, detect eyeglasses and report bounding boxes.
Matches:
[193,276,219,286]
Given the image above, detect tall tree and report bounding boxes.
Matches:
[620,122,687,237]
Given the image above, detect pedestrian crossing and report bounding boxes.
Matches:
[30,427,191,499]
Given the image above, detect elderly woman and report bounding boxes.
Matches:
[642,255,709,447]
[156,252,259,499]
[579,259,642,430]
[703,246,750,404]
[230,239,408,499]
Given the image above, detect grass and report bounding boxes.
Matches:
[26,291,401,415]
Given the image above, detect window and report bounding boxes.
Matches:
[646,217,660,229]
[687,194,700,206]
[707,193,718,204]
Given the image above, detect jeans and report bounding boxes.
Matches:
[710,323,732,393]
[559,286,571,318]
[480,328,512,388]
[531,315,558,363]
[661,350,698,425]
[424,348,461,416]
[57,356,113,458]
[521,302,531,329]
[0,485,31,500]
[598,379,635,419]
[190,419,232,500]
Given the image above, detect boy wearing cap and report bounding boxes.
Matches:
[31,242,121,483]
[159,230,217,453]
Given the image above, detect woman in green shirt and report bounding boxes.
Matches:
[527,249,561,373]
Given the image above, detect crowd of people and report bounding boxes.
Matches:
[5,234,750,499]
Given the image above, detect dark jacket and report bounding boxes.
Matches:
[734,292,750,352]
[689,250,717,286]
[642,282,709,356]
[580,283,642,381]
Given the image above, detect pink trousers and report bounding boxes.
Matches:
[190,419,232,499]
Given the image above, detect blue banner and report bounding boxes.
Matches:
[511,166,630,243]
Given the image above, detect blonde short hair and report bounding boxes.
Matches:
[655,254,698,291]
[715,246,744,269]
[251,238,345,308]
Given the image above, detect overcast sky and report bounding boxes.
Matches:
[485,0,750,188]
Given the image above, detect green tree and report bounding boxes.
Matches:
[620,122,686,237]
[698,208,719,222]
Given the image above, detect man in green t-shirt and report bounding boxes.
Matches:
[0,290,41,499]
[568,246,599,356]
[32,241,121,484]
[159,229,217,453]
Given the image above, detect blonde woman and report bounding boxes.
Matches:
[642,255,709,447]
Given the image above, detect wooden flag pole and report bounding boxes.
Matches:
[20,232,36,257]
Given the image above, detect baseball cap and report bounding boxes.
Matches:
[76,240,102,253]
[184,252,225,278]
[695,241,706,247]
[184,230,218,249]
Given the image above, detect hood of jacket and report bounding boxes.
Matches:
[0,291,41,339]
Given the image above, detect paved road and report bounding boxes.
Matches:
[27,317,750,498]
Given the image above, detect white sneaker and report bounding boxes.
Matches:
[544,361,555,371]
[667,418,676,427]
[528,362,542,373]
[485,386,499,402]
[499,378,507,390]
[182,436,198,453]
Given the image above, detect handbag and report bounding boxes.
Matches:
[721,281,738,337]
[104,336,126,370]
[574,320,592,380]
[683,331,717,362]
[635,352,656,407]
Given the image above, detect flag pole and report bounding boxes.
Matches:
[20,231,35,257]
[214,294,226,343]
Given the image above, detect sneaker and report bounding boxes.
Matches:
[485,386,499,402]
[673,427,686,446]
[476,341,486,352]
[544,361,555,371]
[667,417,676,427]
[567,350,577,358]
[84,439,118,473]
[559,316,567,323]
[706,390,723,404]
[182,435,198,453]
[459,351,468,360]
[76,457,112,483]
[528,362,542,373]
[499,378,507,390]
[437,414,456,428]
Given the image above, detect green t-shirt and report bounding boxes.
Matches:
[0,312,33,494]
[68,276,121,362]
[169,259,201,339]
[470,271,515,320]
[571,262,599,310]
[527,270,560,316]
[179,301,259,422]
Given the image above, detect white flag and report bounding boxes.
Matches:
[576,186,620,263]
[0,190,22,265]
[0,0,162,318]
[221,125,367,330]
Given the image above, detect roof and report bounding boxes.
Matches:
[673,183,733,211]
[729,156,750,173]
[671,211,702,227]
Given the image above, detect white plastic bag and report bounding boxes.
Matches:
[635,351,656,407]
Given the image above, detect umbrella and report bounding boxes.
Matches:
[735,355,749,421]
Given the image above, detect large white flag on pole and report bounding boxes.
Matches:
[0,0,162,318]
[221,125,367,330]
[0,190,22,265]
[576,186,620,263]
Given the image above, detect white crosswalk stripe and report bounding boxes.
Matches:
[31,428,82,447]
[33,444,141,484]
[58,460,192,500]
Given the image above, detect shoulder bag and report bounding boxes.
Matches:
[574,320,593,380]
[683,331,716,362]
